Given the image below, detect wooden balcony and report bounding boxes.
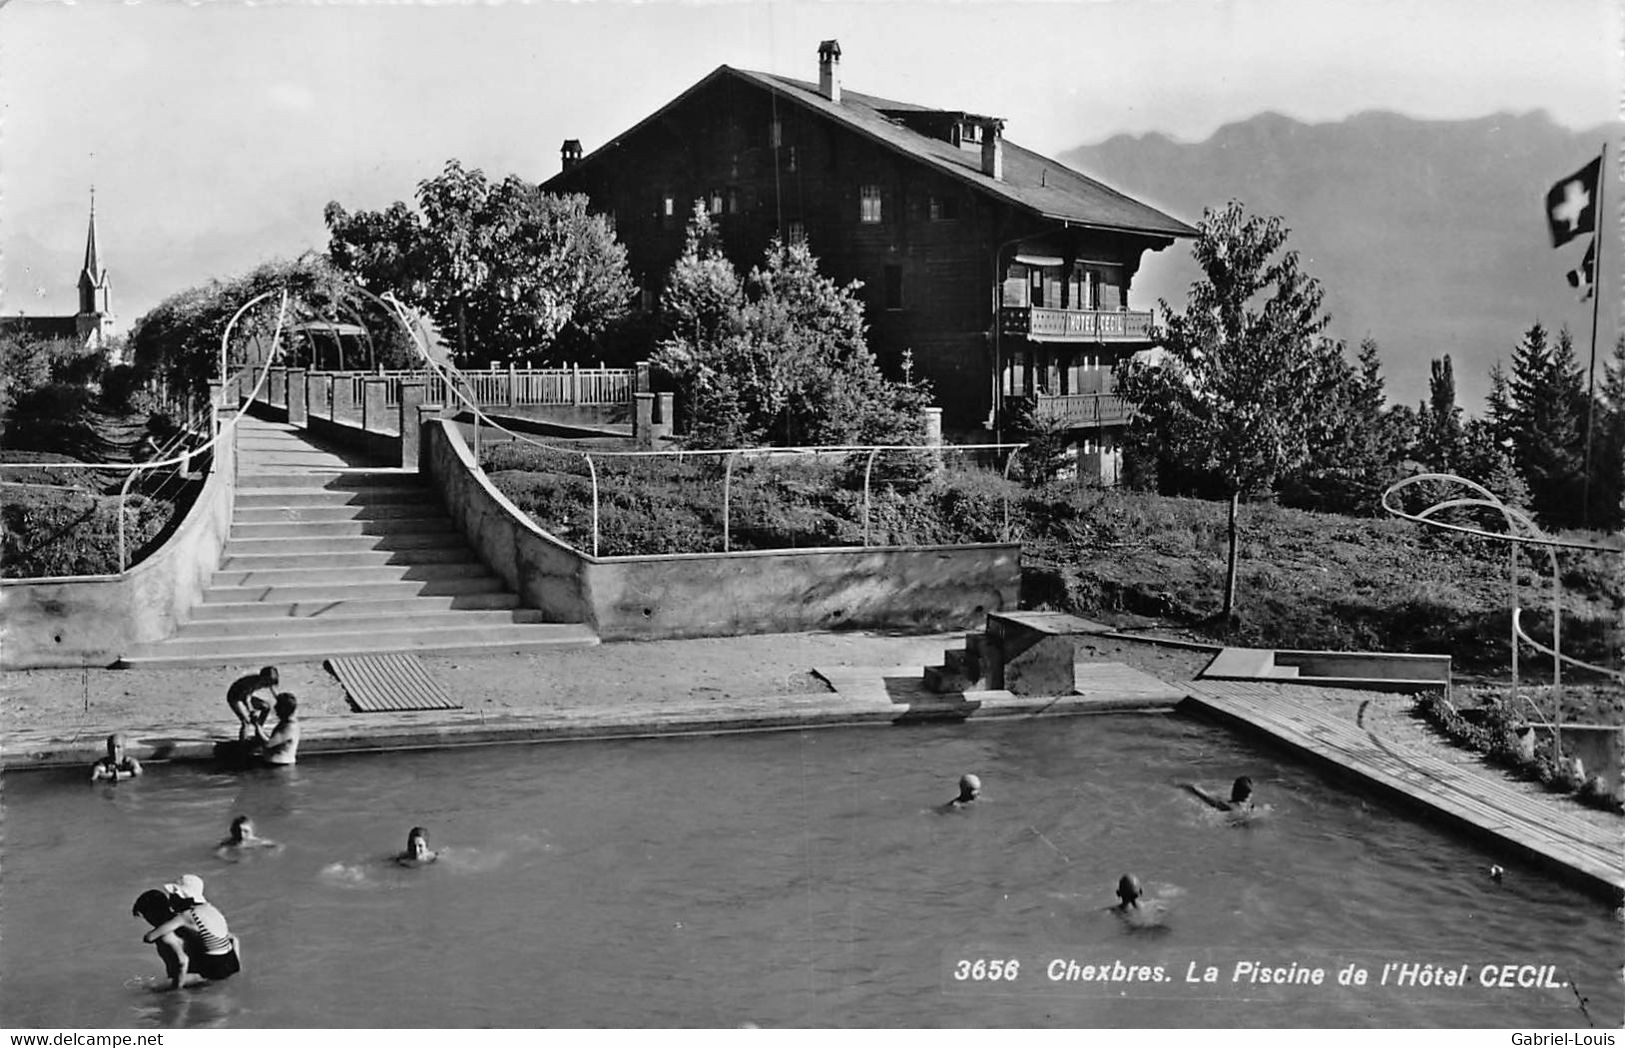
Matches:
[1031,393,1134,428]
[1001,306,1155,342]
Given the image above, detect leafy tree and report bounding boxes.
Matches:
[325,160,635,365]
[1116,200,1329,619]
[653,205,930,448]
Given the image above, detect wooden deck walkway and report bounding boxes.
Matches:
[1183,680,1624,903]
[327,653,463,713]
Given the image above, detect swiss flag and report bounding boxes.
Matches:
[1546,156,1601,247]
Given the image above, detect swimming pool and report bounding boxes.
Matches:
[2,714,1619,1028]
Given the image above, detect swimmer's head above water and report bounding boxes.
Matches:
[229,815,256,843]
[273,692,298,720]
[956,774,981,804]
[1230,776,1254,807]
[404,826,436,863]
[105,733,126,761]
[1116,873,1143,908]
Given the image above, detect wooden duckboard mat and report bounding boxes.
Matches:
[327,653,462,713]
[1183,680,1623,898]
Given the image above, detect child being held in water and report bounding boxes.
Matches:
[91,734,142,782]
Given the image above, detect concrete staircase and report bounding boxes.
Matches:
[923,630,993,693]
[117,417,598,667]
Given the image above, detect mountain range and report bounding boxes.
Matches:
[1063,110,1621,414]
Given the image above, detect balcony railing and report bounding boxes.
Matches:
[1031,392,1134,428]
[1001,306,1154,341]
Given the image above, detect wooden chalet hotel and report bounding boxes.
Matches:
[544,41,1195,483]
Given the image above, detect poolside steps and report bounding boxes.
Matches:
[923,631,991,693]
[118,422,598,666]
[924,612,1116,695]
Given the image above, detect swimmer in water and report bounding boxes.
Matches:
[1183,775,1257,814]
[397,826,438,866]
[250,692,300,766]
[91,733,143,782]
[1109,872,1171,928]
[217,815,276,851]
[936,773,981,813]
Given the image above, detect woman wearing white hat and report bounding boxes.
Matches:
[142,875,242,989]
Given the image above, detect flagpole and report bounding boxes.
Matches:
[1581,140,1606,530]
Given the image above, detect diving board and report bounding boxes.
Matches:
[327,653,463,713]
[1182,680,1624,903]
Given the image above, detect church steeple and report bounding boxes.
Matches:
[78,188,109,316]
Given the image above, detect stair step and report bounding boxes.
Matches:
[235,489,434,509]
[118,622,600,666]
[230,520,458,540]
[219,548,481,571]
[234,504,449,524]
[211,563,494,587]
[176,608,551,639]
[923,664,977,695]
[189,593,523,621]
[201,577,511,603]
[237,471,418,490]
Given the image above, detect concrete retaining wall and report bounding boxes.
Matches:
[422,420,1019,640]
[0,417,238,669]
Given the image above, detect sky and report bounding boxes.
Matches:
[2,0,1619,390]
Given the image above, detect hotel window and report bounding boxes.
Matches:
[709,189,725,215]
[661,195,675,218]
[883,265,903,310]
[727,187,740,214]
[1003,263,1029,308]
[859,184,882,223]
[787,220,806,246]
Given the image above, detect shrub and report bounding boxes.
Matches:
[1,487,170,578]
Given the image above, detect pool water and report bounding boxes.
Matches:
[1,714,1619,1028]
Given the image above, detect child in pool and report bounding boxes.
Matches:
[226,666,279,741]
[91,733,142,782]
[131,888,194,985]
[141,876,242,990]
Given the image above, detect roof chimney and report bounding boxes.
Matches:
[560,139,583,172]
[980,118,1005,181]
[817,39,841,103]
